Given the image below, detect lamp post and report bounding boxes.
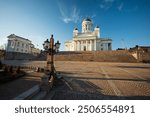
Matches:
[43,34,61,83]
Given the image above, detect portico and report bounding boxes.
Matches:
[73,39,97,51]
[65,17,112,51]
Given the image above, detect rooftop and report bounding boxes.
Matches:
[83,17,92,22]
[7,34,31,42]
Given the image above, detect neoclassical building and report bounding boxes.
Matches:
[7,34,40,55]
[65,17,112,51]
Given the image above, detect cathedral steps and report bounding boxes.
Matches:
[4,50,137,63]
[55,50,137,63]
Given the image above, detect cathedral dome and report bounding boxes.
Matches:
[83,17,92,22]
[82,17,92,33]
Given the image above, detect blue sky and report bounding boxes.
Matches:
[0,0,150,50]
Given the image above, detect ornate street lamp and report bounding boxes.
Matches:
[43,34,61,82]
[43,39,50,52]
[55,40,61,53]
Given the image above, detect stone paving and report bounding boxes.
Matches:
[0,72,44,100]
[44,61,150,100]
[1,60,150,100]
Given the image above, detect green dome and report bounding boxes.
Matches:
[83,17,92,22]
[74,27,78,30]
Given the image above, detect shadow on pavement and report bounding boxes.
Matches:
[46,77,150,100]
[0,73,41,100]
[63,75,150,83]
[117,66,150,69]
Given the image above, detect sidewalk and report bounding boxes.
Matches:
[0,72,44,100]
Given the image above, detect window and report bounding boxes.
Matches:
[17,42,20,46]
[8,41,11,46]
[11,42,14,46]
[26,44,28,48]
[108,43,111,50]
[86,25,87,30]
[22,43,24,48]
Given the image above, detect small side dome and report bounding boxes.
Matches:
[83,17,92,22]
[74,27,78,30]
[96,25,99,28]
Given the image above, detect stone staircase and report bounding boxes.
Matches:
[55,50,137,62]
[4,50,137,63]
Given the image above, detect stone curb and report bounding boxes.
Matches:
[13,85,40,100]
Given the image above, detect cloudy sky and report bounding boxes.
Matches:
[0,0,150,50]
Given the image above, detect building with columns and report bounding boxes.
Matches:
[65,17,112,51]
[6,34,40,54]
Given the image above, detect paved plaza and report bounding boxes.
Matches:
[46,61,150,99]
[1,60,150,99]
[0,72,43,99]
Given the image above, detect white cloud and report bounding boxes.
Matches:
[91,14,96,18]
[99,0,115,10]
[99,0,126,12]
[63,18,72,23]
[99,4,105,9]
[118,3,124,11]
[71,7,81,23]
[57,1,81,24]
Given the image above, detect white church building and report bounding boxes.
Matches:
[65,17,112,51]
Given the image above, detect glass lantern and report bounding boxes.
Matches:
[43,39,50,51]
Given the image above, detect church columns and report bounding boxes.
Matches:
[90,40,92,51]
[74,40,99,51]
[86,40,88,51]
[77,41,81,51]
[82,41,84,51]
[77,41,79,51]
[79,41,81,51]
[76,41,77,51]
[75,41,77,51]
[94,39,97,50]
[80,41,83,51]
[74,41,77,51]
[74,41,76,51]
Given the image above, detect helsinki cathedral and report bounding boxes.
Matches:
[65,17,112,51]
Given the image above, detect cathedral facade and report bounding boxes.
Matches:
[65,17,112,51]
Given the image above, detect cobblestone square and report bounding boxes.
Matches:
[1,60,150,100]
[47,61,150,99]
